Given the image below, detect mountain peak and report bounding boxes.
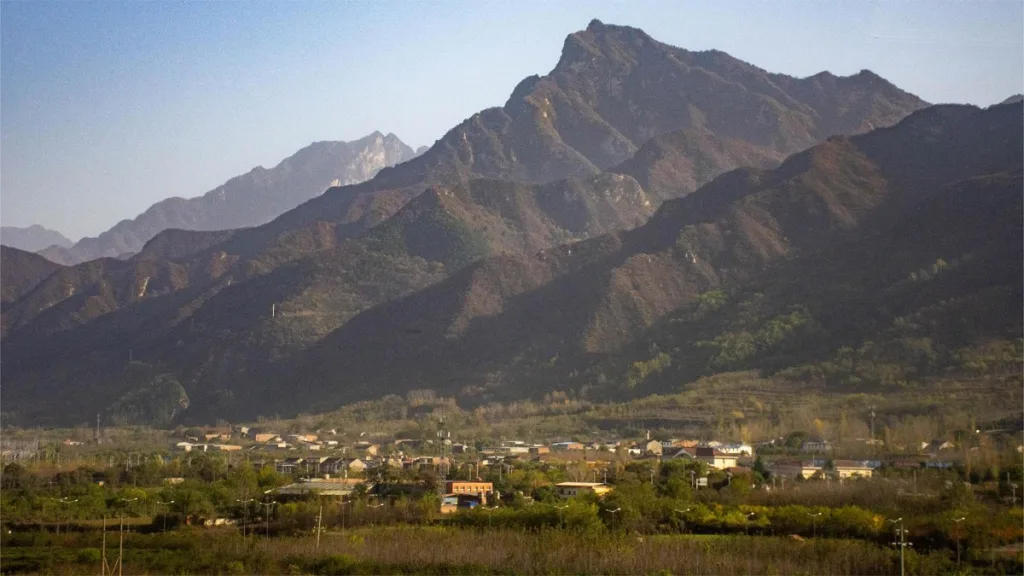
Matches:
[587,18,605,32]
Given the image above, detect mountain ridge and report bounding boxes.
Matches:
[44,132,421,265]
[1,225,73,253]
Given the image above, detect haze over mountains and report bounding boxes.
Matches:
[5,21,1017,428]
[34,132,421,265]
[0,225,73,253]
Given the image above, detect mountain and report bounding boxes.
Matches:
[1001,94,1023,105]
[0,225,72,253]
[241,20,926,257]
[0,21,934,425]
[264,102,1022,414]
[49,132,421,265]
[0,246,64,310]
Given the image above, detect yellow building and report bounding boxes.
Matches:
[555,482,612,498]
[833,460,874,478]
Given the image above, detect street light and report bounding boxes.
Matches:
[888,518,911,576]
[674,508,692,534]
[155,500,175,533]
[50,498,78,534]
[744,512,756,536]
[236,499,254,537]
[953,517,966,570]
[807,512,822,539]
[260,501,279,538]
[340,500,353,537]
[116,498,138,576]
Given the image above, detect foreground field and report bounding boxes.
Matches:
[1,526,992,575]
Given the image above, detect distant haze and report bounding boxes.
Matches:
[2,0,1021,238]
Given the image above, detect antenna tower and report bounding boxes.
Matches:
[436,413,451,498]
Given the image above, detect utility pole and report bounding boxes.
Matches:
[315,505,323,552]
[953,517,965,571]
[869,407,876,441]
[100,515,109,576]
[436,414,450,500]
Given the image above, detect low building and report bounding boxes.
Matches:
[253,433,281,443]
[210,444,242,452]
[440,493,483,513]
[529,445,551,455]
[277,478,371,499]
[451,443,469,454]
[445,480,493,501]
[769,460,822,480]
[833,460,874,478]
[801,438,833,453]
[551,442,584,452]
[555,482,612,498]
[718,443,754,456]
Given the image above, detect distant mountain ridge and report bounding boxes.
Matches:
[45,132,421,265]
[1,225,72,253]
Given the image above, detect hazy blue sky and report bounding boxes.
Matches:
[3,1,1022,240]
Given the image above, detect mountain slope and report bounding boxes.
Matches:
[50,132,420,265]
[0,21,935,425]
[0,246,64,309]
[1,225,72,253]
[272,102,1021,413]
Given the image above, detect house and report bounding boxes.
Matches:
[921,439,955,453]
[695,447,738,469]
[451,443,469,454]
[832,460,874,478]
[633,440,663,456]
[718,443,754,456]
[668,447,738,470]
[769,460,822,480]
[344,458,368,473]
[551,442,584,452]
[801,438,833,453]
[175,441,196,452]
[529,446,551,455]
[253,433,281,443]
[62,439,84,446]
[555,482,612,498]
[354,442,380,456]
[276,457,304,474]
[319,457,346,475]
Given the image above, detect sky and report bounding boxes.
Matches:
[2,1,1022,241]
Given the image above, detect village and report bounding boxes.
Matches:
[141,423,1013,514]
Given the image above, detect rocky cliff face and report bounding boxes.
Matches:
[49,132,421,265]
